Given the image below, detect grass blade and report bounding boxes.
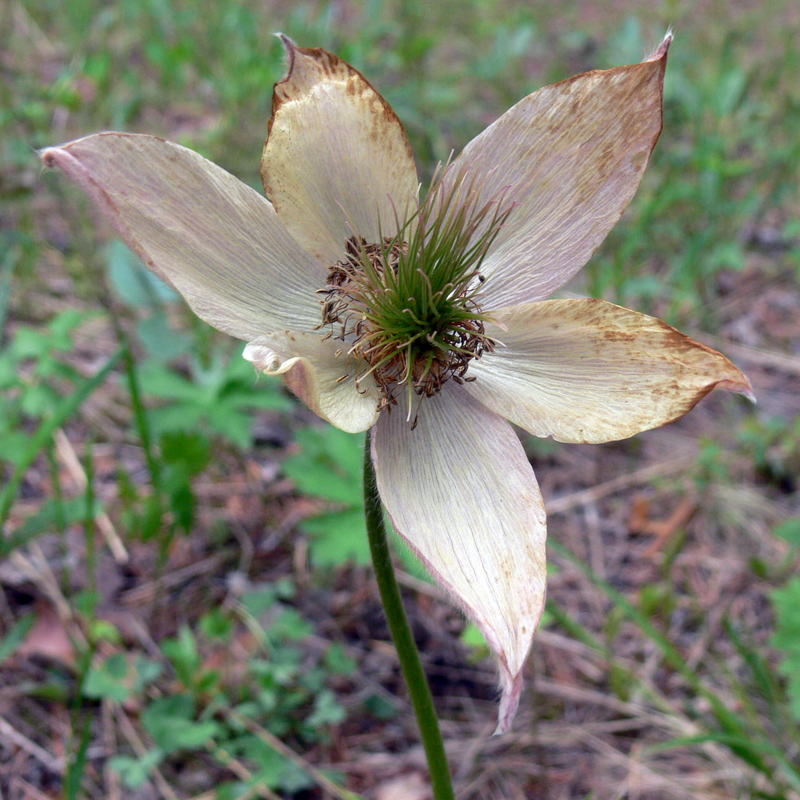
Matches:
[648,733,800,793]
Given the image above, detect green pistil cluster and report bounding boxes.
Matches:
[319,165,514,423]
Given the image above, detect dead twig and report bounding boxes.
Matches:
[54,428,128,564]
[0,714,64,773]
[545,456,696,516]
[209,744,282,800]
[113,705,178,800]
[225,709,367,800]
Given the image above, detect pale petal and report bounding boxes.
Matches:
[372,385,547,732]
[451,34,671,309]
[262,36,419,265]
[466,298,754,444]
[41,133,325,339]
[243,332,380,433]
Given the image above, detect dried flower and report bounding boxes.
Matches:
[41,33,752,732]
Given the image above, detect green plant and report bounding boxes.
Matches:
[771,578,800,722]
[281,427,371,566]
[80,585,359,796]
[0,309,90,467]
[105,240,293,450]
[138,350,290,449]
[282,426,430,582]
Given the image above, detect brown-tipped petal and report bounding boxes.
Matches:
[263,36,419,265]
[243,332,380,433]
[372,386,547,732]
[451,33,671,310]
[466,298,753,444]
[41,134,325,339]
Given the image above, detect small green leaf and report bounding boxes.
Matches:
[324,643,357,675]
[107,241,177,307]
[139,363,198,402]
[0,432,32,467]
[200,609,234,640]
[771,578,800,654]
[222,386,291,412]
[270,608,313,641]
[20,383,61,417]
[148,403,205,437]
[460,621,488,653]
[109,750,164,788]
[306,689,346,727]
[364,693,398,720]
[47,309,86,346]
[137,311,191,361]
[283,427,363,505]
[87,617,119,643]
[82,654,131,702]
[161,627,200,687]
[205,402,254,448]
[160,431,211,476]
[143,695,220,752]
[239,587,281,618]
[283,454,361,506]
[133,656,163,692]
[0,351,19,388]
[299,510,370,566]
[774,517,800,546]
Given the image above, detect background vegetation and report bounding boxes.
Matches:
[2,0,799,798]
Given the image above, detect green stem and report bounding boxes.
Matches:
[363,430,454,800]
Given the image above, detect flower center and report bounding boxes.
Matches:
[317,165,513,425]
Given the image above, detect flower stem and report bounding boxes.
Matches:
[363,430,455,800]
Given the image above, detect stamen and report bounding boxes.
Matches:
[318,162,513,423]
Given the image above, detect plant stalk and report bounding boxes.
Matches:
[363,430,454,800]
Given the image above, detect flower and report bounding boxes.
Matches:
[41,33,752,733]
